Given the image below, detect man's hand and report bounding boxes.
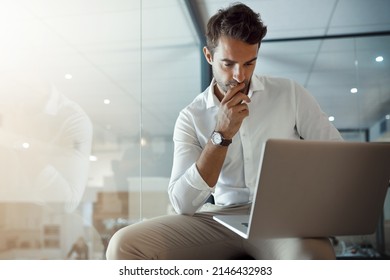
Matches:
[215,83,251,139]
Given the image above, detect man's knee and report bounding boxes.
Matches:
[106,226,143,260]
[245,237,336,260]
[303,238,336,260]
[106,227,126,260]
[276,237,336,260]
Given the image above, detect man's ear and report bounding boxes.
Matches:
[203,46,213,65]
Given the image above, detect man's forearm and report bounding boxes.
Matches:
[195,140,229,188]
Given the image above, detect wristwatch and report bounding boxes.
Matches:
[211,131,232,146]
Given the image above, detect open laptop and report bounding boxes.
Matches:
[213,139,390,239]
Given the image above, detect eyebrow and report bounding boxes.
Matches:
[221,57,258,64]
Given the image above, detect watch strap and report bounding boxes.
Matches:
[220,138,232,146]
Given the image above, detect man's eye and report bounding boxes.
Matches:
[224,64,233,67]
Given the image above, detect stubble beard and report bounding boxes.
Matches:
[216,79,250,95]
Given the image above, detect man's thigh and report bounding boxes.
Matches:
[106,211,245,260]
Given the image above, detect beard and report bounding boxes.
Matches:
[216,79,250,95]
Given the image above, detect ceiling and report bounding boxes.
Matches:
[1,0,390,152]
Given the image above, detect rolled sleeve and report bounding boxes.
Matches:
[169,163,214,215]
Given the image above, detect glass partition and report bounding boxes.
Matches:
[258,35,390,142]
[0,0,200,260]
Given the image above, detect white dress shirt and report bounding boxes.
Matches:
[168,75,342,215]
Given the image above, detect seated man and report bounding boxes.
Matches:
[106,2,342,260]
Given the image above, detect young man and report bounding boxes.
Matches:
[106,3,342,260]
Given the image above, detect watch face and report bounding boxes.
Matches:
[211,131,231,146]
[213,132,222,144]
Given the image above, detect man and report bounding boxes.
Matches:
[106,2,342,260]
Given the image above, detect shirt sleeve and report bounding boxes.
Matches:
[168,111,214,215]
[293,81,343,141]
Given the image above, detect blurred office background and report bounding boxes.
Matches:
[0,0,389,259]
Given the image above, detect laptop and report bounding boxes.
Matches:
[213,139,390,239]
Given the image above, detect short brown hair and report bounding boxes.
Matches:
[206,2,267,55]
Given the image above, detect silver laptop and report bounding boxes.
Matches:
[213,139,390,239]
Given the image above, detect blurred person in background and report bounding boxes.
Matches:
[0,57,93,212]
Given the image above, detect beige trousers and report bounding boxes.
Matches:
[106,204,335,260]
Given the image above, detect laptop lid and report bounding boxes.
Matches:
[214,139,390,239]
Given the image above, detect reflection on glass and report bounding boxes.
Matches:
[66,236,89,260]
[0,59,97,259]
[0,72,92,211]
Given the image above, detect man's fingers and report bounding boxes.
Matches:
[221,83,246,104]
[225,92,251,107]
[233,103,250,114]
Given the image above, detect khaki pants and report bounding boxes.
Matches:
[106,204,335,260]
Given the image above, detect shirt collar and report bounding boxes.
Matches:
[206,79,220,109]
[206,75,264,109]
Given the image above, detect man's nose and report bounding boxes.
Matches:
[233,66,245,83]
